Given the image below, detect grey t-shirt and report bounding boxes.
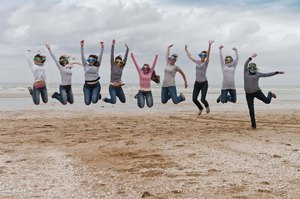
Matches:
[195,60,208,83]
[244,58,277,93]
[162,63,180,87]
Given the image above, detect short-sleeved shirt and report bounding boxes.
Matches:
[162,64,180,87]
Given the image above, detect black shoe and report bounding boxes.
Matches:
[52,92,58,99]
[99,94,102,100]
[134,94,138,99]
[28,87,33,95]
[251,124,256,129]
[216,97,220,103]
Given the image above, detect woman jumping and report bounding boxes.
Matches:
[46,44,81,105]
[161,44,188,105]
[103,39,129,104]
[216,45,239,103]
[131,52,159,108]
[244,53,284,129]
[80,40,104,105]
[26,49,48,105]
[185,40,214,115]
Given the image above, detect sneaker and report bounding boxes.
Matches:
[52,92,58,99]
[251,124,257,129]
[271,92,277,99]
[134,93,138,99]
[99,93,102,100]
[179,92,185,101]
[216,97,220,103]
[206,107,210,114]
[198,109,203,116]
[28,87,33,95]
[102,97,107,102]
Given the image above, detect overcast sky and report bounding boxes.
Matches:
[0,0,299,87]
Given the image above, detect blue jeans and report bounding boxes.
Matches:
[246,90,273,128]
[104,85,126,104]
[83,82,101,105]
[192,81,209,110]
[53,85,74,105]
[217,89,237,103]
[161,86,184,104]
[31,86,48,105]
[137,90,153,108]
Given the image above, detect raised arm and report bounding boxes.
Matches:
[178,69,188,88]
[219,45,225,69]
[98,41,104,66]
[233,47,239,68]
[260,71,285,77]
[45,44,61,69]
[149,53,158,73]
[111,39,115,66]
[166,44,173,65]
[244,53,257,73]
[185,45,196,63]
[206,40,214,63]
[130,52,141,72]
[80,40,87,66]
[123,43,129,66]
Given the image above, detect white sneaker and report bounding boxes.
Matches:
[206,107,210,114]
[179,92,185,101]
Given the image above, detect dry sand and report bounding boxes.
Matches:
[0,110,299,198]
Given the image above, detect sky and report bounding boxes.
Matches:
[0,0,299,87]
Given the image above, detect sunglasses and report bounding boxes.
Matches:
[198,53,207,58]
[225,57,233,62]
[87,58,97,63]
[142,67,150,71]
[33,57,46,62]
[115,60,124,65]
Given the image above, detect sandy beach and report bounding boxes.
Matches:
[0,107,299,198]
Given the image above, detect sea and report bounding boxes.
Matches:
[0,83,299,113]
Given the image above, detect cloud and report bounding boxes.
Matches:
[0,0,299,86]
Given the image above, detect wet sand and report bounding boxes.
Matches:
[0,109,299,198]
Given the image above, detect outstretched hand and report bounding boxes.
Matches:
[209,40,214,45]
[251,53,257,58]
[185,44,188,50]
[232,47,237,51]
[125,43,129,49]
[184,82,188,88]
[100,41,104,48]
[219,45,224,49]
[112,39,116,45]
[277,71,285,74]
[168,44,173,48]
[80,40,84,47]
[45,44,50,50]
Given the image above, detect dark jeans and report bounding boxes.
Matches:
[30,86,48,105]
[246,90,273,128]
[193,81,209,110]
[53,85,74,105]
[217,89,237,103]
[104,85,126,104]
[83,82,101,105]
[137,90,153,108]
[161,86,184,104]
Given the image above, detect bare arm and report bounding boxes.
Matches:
[178,69,188,88]
[206,40,214,63]
[185,45,196,63]
[25,50,34,69]
[166,44,173,65]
